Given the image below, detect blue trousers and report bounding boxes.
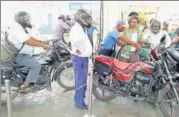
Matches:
[72,55,88,108]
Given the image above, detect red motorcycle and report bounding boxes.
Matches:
[92,41,179,117]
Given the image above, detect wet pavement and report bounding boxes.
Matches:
[0,82,164,117]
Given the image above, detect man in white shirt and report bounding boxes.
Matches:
[69,9,93,109]
[141,19,171,50]
[9,11,49,90]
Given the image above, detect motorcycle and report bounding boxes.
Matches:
[1,39,73,105]
[92,36,179,117]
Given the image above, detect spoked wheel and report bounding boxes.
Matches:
[1,85,19,105]
[55,62,75,90]
[159,84,179,117]
[92,73,116,102]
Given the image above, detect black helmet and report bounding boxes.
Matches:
[15,11,32,29]
[58,15,66,22]
[74,9,92,28]
[66,15,71,20]
[150,19,161,34]
[163,21,169,26]
[175,27,179,37]
[150,18,155,25]
[128,11,138,17]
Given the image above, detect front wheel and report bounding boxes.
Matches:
[158,84,179,117]
[55,61,75,90]
[92,73,116,102]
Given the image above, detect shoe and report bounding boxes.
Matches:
[76,106,88,110]
[76,104,88,110]
[19,84,33,93]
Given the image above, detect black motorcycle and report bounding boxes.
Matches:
[1,39,73,105]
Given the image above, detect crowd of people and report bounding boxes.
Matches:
[69,9,179,110]
[99,11,179,59]
[1,8,179,110]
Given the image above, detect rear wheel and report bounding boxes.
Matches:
[158,84,179,117]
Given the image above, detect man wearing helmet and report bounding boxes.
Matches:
[66,15,75,27]
[140,19,171,49]
[69,9,93,109]
[53,15,71,41]
[8,11,49,90]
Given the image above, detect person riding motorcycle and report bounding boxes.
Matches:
[140,19,171,50]
[99,19,141,57]
[8,11,49,90]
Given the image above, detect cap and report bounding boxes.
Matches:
[116,20,126,27]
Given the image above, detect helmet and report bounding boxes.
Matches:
[128,11,138,17]
[15,11,32,29]
[74,9,92,28]
[58,15,66,22]
[150,18,155,25]
[150,20,161,34]
[138,12,147,25]
[175,27,179,37]
[163,21,169,26]
[66,15,71,20]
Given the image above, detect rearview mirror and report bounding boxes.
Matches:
[160,34,166,43]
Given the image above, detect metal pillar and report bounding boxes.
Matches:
[5,80,12,117]
[83,63,97,117]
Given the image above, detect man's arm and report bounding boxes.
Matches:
[119,32,141,50]
[171,37,179,45]
[61,21,70,30]
[25,36,48,50]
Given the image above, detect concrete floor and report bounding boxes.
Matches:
[1,82,163,117]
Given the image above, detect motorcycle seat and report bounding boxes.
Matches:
[112,59,133,71]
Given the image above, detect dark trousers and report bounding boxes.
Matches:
[99,48,114,57]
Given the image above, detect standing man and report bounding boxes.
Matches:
[53,15,70,41]
[69,9,93,109]
[99,20,141,57]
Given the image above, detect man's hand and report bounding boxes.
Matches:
[76,50,81,55]
[43,45,49,50]
[135,44,142,51]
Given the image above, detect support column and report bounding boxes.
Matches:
[103,1,122,38]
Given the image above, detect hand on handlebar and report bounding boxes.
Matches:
[43,45,49,50]
[135,44,142,51]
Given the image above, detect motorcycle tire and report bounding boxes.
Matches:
[55,61,75,90]
[158,84,179,117]
[1,85,19,105]
[92,81,116,102]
